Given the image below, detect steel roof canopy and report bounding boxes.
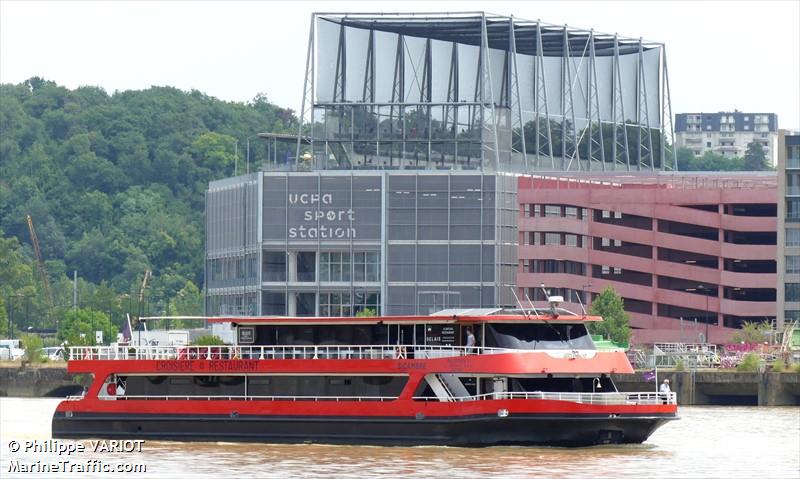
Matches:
[317,13,658,57]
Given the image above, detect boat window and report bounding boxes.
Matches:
[255,325,393,346]
[484,323,595,350]
[125,375,407,399]
[363,376,392,386]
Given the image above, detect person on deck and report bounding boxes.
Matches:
[465,327,476,354]
[659,379,671,394]
[659,379,671,404]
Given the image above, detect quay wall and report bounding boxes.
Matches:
[0,363,86,398]
[613,371,800,406]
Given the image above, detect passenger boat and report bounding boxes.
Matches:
[52,305,677,447]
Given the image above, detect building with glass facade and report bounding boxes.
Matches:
[206,171,516,316]
[778,130,800,327]
[205,12,676,317]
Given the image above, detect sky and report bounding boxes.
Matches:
[1,0,799,129]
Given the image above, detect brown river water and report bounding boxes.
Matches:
[0,398,797,479]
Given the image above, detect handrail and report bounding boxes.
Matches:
[109,394,397,402]
[414,391,678,405]
[68,344,517,361]
[91,391,676,405]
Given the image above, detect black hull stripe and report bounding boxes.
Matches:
[52,412,675,447]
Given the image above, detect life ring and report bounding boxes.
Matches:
[106,383,117,396]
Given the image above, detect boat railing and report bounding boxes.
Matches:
[111,394,398,402]
[415,391,678,405]
[68,344,512,361]
[94,391,676,405]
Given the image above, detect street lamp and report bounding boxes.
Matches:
[233,140,239,176]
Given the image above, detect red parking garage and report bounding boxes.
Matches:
[517,173,777,344]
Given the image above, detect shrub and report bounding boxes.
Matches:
[20,334,45,363]
[675,359,686,372]
[736,353,761,372]
[355,308,377,318]
[771,360,786,372]
[793,362,800,374]
[192,335,224,346]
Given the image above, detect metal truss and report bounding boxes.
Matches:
[295,12,675,173]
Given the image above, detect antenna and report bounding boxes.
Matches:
[574,290,587,316]
[540,283,561,317]
[524,292,541,319]
[539,283,550,300]
[509,287,530,319]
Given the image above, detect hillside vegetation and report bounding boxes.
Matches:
[0,78,296,336]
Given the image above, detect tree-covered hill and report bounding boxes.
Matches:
[0,78,296,335]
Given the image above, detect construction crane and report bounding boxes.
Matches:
[137,269,151,320]
[26,215,55,326]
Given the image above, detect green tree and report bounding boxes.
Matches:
[59,308,118,346]
[676,147,695,171]
[588,286,631,345]
[744,142,769,171]
[168,280,203,316]
[193,335,224,345]
[731,321,771,344]
[0,296,8,337]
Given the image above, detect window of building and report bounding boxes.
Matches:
[263,251,287,282]
[564,234,583,247]
[320,252,351,282]
[296,292,316,316]
[744,116,749,121]
[353,291,380,315]
[544,232,561,245]
[787,256,800,275]
[564,206,584,219]
[786,310,800,321]
[787,229,800,247]
[320,292,352,317]
[544,205,561,217]
[786,283,800,302]
[564,261,585,275]
[297,252,316,282]
[744,125,749,130]
[788,199,800,222]
[525,204,535,217]
[354,251,380,282]
[601,210,622,219]
[262,291,287,315]
[600,237,622,247]
[601,265,621,275]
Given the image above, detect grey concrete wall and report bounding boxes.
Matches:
[0,365,88,397]
[614,371,800,406]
